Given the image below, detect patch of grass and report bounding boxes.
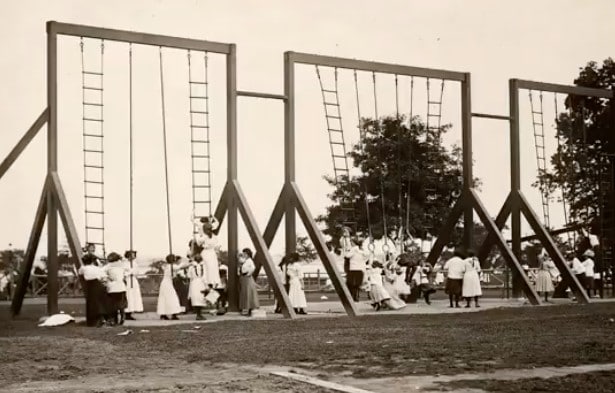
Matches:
[1,302,615,382]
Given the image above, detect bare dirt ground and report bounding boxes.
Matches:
[2,300,615,392]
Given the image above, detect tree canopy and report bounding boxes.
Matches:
[537,58,615,234]
[319,115,478,248]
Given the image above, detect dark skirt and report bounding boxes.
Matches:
[445,278,462,296]
[84,279,109,327]
[108,292,127,313]
[346,270,364,288]
[173,277,191,312]
[239,274,259,311]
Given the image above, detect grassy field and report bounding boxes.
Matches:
[1,301,615,392]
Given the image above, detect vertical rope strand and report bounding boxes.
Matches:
[159,47,173,255]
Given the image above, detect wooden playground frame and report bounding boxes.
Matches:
[3,21,608,318]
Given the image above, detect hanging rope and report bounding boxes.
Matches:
[128,43,135,287]
[354,69,373,246]
[372,72,389,253]
[405,76,414,236]
[554,94,573,248]
[159,47,173,255]
[395,75,403,252]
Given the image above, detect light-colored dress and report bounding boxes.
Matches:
[535,260,555,293]
[157,264,183,316]
[123,260,143,313]
[394,266,411,295]
[462,257,482,297]
[104,261,129,294]
[188,261,207,307]
[368,266,391,303]
[287,263,307,308]
[239,258,259,311]
[194,219,222,287]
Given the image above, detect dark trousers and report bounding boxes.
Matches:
[346,270,364,301]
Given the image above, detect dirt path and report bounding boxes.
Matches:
[0,362,335,393]
[322,362,615,393]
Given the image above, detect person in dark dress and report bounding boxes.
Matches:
[79,254,110,327]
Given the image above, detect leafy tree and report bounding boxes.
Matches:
[319,115,478,248]
[296,236,317,262]
[537,58,615,233]
[0,248,24,272]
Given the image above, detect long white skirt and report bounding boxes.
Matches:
[383,280,406,309]
[462,270,482,297]
[288,277,307,308]
[188,278,207,307]
[394,272,411,295]
[203,249,221,287]
[157,277,183,316]
[125,276,143,313]
[370,283,391,303]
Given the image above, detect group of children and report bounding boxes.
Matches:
[79,245,143,327]
[155,216,260,320]
[79,216,261,327]
[335,226,486,310]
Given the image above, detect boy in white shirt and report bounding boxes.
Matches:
[582,249,595,296]
[443,247,467,308]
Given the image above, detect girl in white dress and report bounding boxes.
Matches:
[394,265,411,301]
[194,217,221,288]
[462,250,482,308]
[383,262,406,309]
[123,250,143,320]
[156,254,183,320]
[188,254,207,320]
[535,256,555,302]
[286,257,307,314]
[367,260,391,311]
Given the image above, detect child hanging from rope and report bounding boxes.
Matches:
[412,259,436,305]
[193,216,221,289]
[123,250,143,320]
[339,226,353,274]
[156,254,183,320]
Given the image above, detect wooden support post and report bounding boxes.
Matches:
[212,182,230,233]
[11,180,49,316]
[426,192,466,266]
[47,23,59,316]
[470,190,541,305]
[284,53,297,255]
[518,192,589,304]
[0,109,48,181]
[289,182,357,316]
[49,173,85,289]
[232,181,296,319]
[461,73,474,248]
[253,186,288,277]
[226,44,239,312]
[477,193,512,262]
[509,80,523,298]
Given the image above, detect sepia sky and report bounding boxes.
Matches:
[1,0,614,261]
